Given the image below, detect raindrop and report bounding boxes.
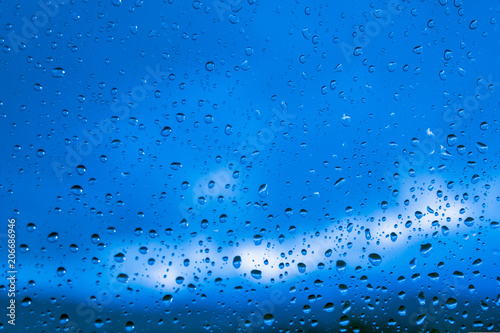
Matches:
[21,297,32,307]
[76,165,86,175]
[71,185,83,196]
[412,46,423,54]
[445,298,458,309]
[250,269,262,279]
[114,253,125,263]
[125,321,135,332]
[387,62,397,72]
[56,267,66,277]
[52,67,66,78]
[476,142,488,153]
[263,314,275,326]
[162,294,173,304]
[368,253,382,266]
[336,260,346,273]
[205,61,215,71]
[117,273,129,283]
[443,49,453,60]
[161,127,172,137]
[258,184,268,198]
[464,217,475,227]
[233,256,241,269]
[323,302,334,312]
[420,243,433,257]
[341,114,351,127]
[48,232,59,243]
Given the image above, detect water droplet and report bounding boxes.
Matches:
[117,273,129,283]
[27,223,36,232]
[91,234,100,244]
[19,244,30,253]
[443,49,453,60]
[162,294,173,305]
[253,234,263,246]
[476,142,488,153]
[76,165,86,175]
[125,321,135,332]
[323,302,334,312]
[71,185,83,196]
[52,67,65,78]
[439,70,447,80]
[21,297,32,307]
[258,184,268,198]
[233,256,241,268]
[420,243,433,257]
[263,314,275,326]
[250,269,262,279]
[412,46,423,54]
[336,260,346,273]
[445,298,458,309]
[333,178,346,189]
[205,61,215,71]
[368,253,382,266]
[114,253,125,263]
[56,267,66,277]
[341,114,351,127]
[48,232,59,243]
[447,134,457,146]
[464,217,475,227]
[170,162,182,170]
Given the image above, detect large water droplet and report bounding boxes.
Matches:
[233,256,241,269]
[258,184,268,198]
[71,185,83,196]
[250,269,262,279]
[117,273,129,283]
[368,253,382,266]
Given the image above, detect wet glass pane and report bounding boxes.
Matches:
[1,0,499,332]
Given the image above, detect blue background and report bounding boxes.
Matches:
[1,0,499,332]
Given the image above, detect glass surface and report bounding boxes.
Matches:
[1,0,499,332]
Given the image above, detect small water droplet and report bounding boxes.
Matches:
[205,61,215,71]
[52,67,65,78]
